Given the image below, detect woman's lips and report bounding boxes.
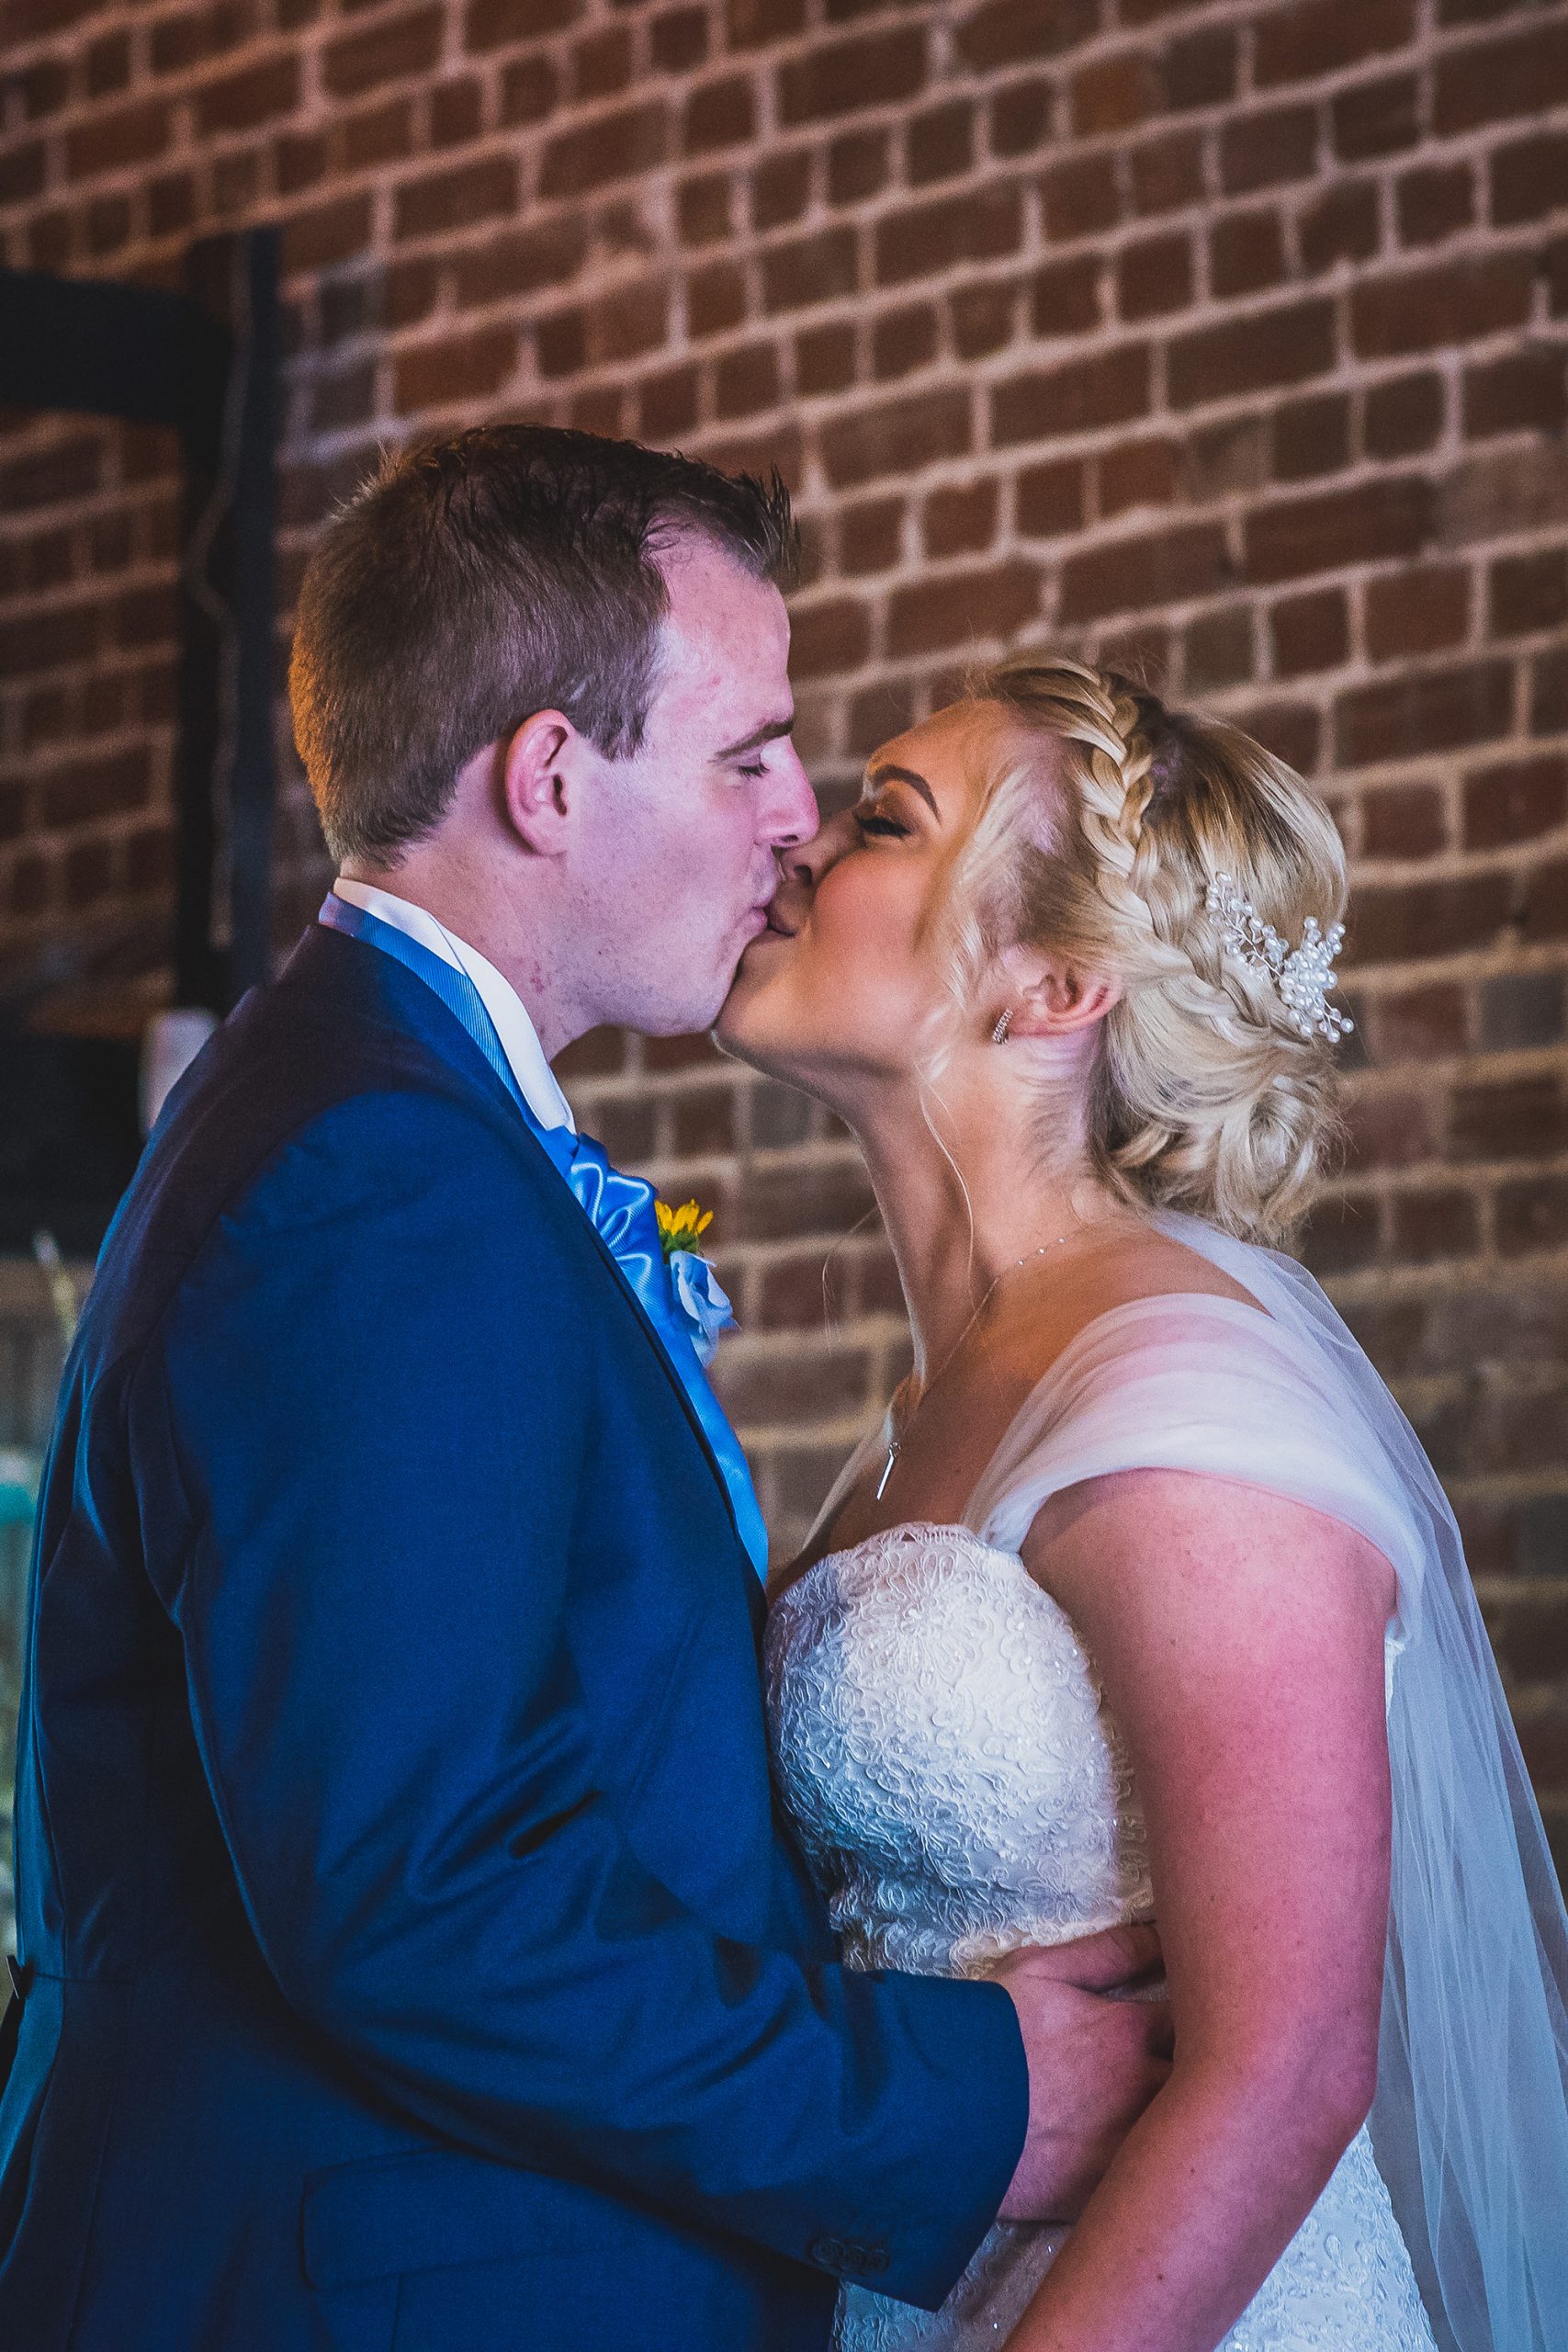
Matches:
[740,888,801,946]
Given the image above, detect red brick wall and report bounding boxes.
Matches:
[2,0,1567,1861]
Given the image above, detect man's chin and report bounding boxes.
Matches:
[619,933,770,1052]
[712,945,767,1047]
[714,972,784,1072]
[628,973,743,1051]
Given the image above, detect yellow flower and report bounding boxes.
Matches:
[655,1197,715,1261]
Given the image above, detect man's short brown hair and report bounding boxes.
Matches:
[288,423,798,865]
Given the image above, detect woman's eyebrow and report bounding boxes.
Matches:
[864,763,940,820]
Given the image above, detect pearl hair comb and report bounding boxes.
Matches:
[1204,873,1353,1044]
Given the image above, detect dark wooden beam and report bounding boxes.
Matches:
[0,265,225,430]
[223,228,280,1007]
[173,231,280,1012]
[0,232,280,1250]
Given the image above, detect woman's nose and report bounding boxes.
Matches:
[785,804,857,890]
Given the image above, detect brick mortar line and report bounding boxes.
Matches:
[236,217,1563,411]
[5,138,1561,264]
[1346,821,1568,885]
[0,0,1543,86]
[797,662,1562,731]
[709,1237,1568,1314]
[1319,1183,1560,1228]
[413,330,1563,473]
[789,432,1565,541]
[350,243,1561,385]
[559,1013,1568,1103]
[1475,1573,1568,1603]
[1340,927,1568,975]
[1343,1045,1568,1089]
[104,241,1557,446]
[719,1306,908,1351]
[6,69,1566,256]
[790,724,1562,802]
[0,77,1554,185]
[773,618,1561,702]
[1438,1468,1568,1503]
[1335,1194,1568,1232]
[333,107,1568,268]
[1400,1372,1568,1408]
[1323,1250,1568,1302]
[486,337,1561,494]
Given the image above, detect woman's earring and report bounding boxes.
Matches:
[990,1008,1015,1046]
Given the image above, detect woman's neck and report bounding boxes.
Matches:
[849,1070,1110,1380]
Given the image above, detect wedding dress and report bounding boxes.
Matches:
[765,1214,1568,2352]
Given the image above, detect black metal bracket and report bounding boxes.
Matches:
[0,230,279,1251]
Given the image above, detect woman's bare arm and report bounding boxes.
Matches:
[1008,1467,1394,2352]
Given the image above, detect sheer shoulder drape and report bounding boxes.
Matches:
[952,1213,1568,2352]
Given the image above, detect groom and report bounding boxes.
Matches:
[0,425,1168,2351]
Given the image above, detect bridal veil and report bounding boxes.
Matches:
[952,1210,1568,2352]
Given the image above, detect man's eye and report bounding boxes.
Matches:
[852,809,908,838]
[738,761,769,779]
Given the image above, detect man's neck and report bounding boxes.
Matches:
[338,857,585,1060]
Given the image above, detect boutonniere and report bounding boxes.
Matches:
[655,1196,738,1367]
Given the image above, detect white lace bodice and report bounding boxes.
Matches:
[765,1502,1437,2346]
[767,1522,1154,1978]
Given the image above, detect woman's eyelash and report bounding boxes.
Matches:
[737,761,769,779]
[852,808,908,838]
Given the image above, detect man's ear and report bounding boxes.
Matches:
[998,946,1122,1040]
[500,711,577,854]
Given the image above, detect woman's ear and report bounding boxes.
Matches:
[500,710,577,854]
[996,947,1121,1041]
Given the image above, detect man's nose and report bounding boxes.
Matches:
[758,742,821,849]
[780,801,857,894]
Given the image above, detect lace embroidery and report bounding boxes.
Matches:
[766,1524,1436,2352]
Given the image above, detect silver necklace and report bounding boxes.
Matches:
[874,1232,1075,1503]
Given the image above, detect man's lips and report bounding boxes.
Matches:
[740,898,796,942]
[757,888,803,937]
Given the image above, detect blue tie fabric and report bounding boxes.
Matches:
[318,892,769,1577]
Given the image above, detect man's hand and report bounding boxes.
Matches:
[991,1924,1171,2224]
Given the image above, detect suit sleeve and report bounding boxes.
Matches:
[138,1090,1028,2306]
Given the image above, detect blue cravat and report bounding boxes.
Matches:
[318,893,769,1577]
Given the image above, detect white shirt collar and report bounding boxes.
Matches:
[332,876,576,1135]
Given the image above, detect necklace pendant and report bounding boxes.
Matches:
[867,1234,1074,1517]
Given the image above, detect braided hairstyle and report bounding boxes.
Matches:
[942,655,1349,1243]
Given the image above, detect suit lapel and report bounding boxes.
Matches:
[290,927,762,1607]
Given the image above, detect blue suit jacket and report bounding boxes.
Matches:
[0,924,1027,2352]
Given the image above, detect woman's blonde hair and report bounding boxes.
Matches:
[942,655,1350,1244]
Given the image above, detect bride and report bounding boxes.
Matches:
[716,657,1568,2352]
